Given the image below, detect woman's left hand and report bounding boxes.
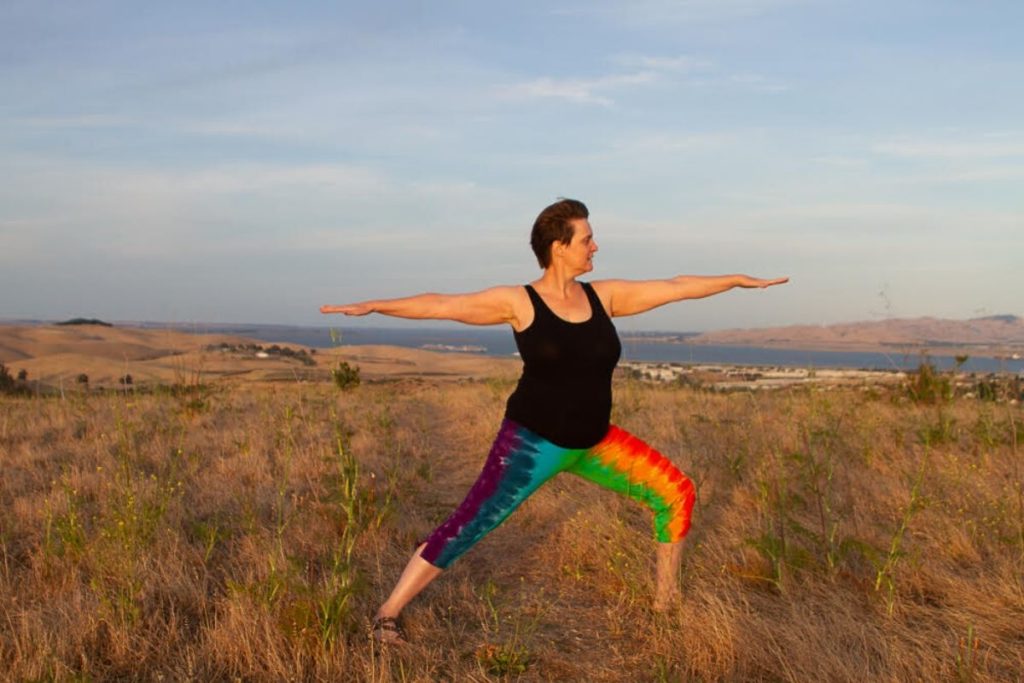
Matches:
[737,276,789,289]
[320,303,375,316]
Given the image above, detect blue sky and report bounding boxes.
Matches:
[2,0,1021,332]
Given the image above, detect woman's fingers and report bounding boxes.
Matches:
[739,276,789,289]
[321,303,372,316]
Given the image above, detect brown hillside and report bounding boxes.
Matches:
[692,315,1024,356]
[0,324,520,387]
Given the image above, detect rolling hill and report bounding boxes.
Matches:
[691,315,1024,357]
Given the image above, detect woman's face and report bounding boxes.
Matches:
[559,218,598,273]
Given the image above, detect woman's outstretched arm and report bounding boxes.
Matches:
[593,275,789,318]
[320,286,524,327]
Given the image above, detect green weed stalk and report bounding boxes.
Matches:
[874,448,929,616]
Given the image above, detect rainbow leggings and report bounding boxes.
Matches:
[421,419,696,569]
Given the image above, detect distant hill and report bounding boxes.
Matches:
[0,324,518,388]
[692,315,1024,356]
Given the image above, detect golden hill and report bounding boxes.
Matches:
[692,315,1024,356]
[0,324,520,388]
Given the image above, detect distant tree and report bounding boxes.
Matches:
[17,368,28,381]
[76,373,89,385]
[0,363,15,392]
[57,318,113,327]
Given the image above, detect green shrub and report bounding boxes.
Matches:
[0,363,15,393]
[906,360,951,404]
[331,362,361,390]
[0,363,30,396]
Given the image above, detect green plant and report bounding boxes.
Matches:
[874,450,930,615]
[918,411,957,446]
[189,519,225,563]
[906,359,951,404]
[788,411,851,575]
[331,362,360,390]
[474,580,535,677]
[955,623,980,682]
[43,476,87,558]
[475,641,531,677]
[315,420,384,647]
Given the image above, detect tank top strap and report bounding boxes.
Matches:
[580,281,608,321]
[523,283,541,303]
[522,284,547,317]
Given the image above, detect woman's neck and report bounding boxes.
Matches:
[534,265,580,299]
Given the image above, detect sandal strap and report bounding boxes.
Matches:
[370,616,407,641]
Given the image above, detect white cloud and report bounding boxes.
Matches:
[810,155,870,168]
[609,131,739,153]
[595,201,1023,247]
[553,0,814,26]
[611,54,712,72]
[872,136,1024,159]
[176,164,387,194]
[0,156,529,268]
[10,115,135,128]
[496,54,785,107]
[727,73,791,93]
[180,121,297,138]
[496,71,657,106]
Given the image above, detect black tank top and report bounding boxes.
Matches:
[504,281,622,448]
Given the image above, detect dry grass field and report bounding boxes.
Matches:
[2,367,1023,680]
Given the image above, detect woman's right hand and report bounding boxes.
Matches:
[320,303,375,316]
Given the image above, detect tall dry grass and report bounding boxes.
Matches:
[1,376,1022,681]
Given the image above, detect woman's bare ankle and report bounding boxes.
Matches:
[375,606,400,620]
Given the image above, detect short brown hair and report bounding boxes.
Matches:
[530,198,589,268]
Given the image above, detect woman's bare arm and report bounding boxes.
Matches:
[320,286,525,327]
[593,275,789,318]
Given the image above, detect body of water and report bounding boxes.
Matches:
[168,323,1024,374]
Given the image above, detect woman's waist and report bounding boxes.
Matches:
[512,372,612,395]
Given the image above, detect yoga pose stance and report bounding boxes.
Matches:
[320,199,788,643]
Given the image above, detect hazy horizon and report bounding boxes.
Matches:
[2,310,1021,337]
[2,2,1022,331]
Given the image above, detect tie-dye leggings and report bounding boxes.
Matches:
[421,419,696,569]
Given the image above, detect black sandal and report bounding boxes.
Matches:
[369,616,408,645]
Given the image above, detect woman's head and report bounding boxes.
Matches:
[530,198,589,269]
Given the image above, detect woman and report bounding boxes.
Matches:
[320,199,788,643]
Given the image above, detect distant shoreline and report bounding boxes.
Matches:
[3,320,1022,374]
[626,336,1023,361]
